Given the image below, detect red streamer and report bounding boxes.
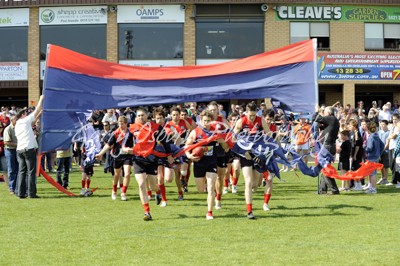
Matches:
[321,161,383,181]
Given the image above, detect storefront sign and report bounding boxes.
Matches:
[39,6,107,25]
[276,5,400,23]
[0,62,28,80]
[117,5,185,23]
[0,8,29,27]
[318,52,400,80]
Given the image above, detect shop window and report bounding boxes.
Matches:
[40,25,106,60]
[0,27,28,62]
[365,23,400,50]
[195,4,264,61]
[290,22,330,49]
[118,24,183,60]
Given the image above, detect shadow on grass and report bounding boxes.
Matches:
[274,204,372,211]
[248,203,374,218]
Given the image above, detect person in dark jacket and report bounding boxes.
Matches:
[313,106,340,194]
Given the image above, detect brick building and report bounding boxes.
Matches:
[0,0,399,110]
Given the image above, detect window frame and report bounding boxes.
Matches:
[365,23,400,51]
[40,24,107,60]
[0,26,28,62]
[195,18,264,61]
[290,22,330,50]
[117,23,184,61]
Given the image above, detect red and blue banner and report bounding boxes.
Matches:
[41,39,318,153]
[318,52,400,80]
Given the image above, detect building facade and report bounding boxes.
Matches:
[0,0,399,110]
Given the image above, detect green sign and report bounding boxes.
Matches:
[275,5,400,23]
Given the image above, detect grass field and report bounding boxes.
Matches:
[1,165,399,265]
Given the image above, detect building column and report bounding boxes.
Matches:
[28,7,40,106]
[343,82,355,108]
[107,11,118,63]
[184,4,195,66]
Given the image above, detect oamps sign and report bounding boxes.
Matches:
[118,5,185,23]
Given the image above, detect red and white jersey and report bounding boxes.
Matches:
[241,116,264,135]
[210,115,228,132]
[165,119,189,136]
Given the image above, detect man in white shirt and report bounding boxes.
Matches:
[378,104,392,122]
[15,95,44,199]
[102,109,117,130]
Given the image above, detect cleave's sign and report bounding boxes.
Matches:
[275,5,400,23]
[277,6,342,20]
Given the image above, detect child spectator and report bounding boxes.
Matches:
[337,130,351,191]
[364,121,385,194]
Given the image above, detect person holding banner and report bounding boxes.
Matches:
[164,106,191,198]
[15,95,44,199]
[185,110,229,220]
[233,102,270,219]
[208,101,230,210]
[95,116,133,202]
[152,107,177,207]
[124,108,174,221]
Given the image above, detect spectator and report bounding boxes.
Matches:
[369,101,380,112]
[386,114,400,186]
[377,120,390,185]
[102,109,117,130]
[3,115,18,194]
[355,101,365,114]
[55,146,72,189]
[9,105,17,116]
[187,102,197,117]
[15,95,44,199]
[0,107,10,128]
[348,119,364,191]
[123,107,135,125]
[364,121,384,194]
[256,102,267,117]
[218,104,227,118]
[379,104,392,122]
[293,117,311,168]
[0,123,8,186]
[90,110,104,131]
[392,124,400,188]
[314,106,340,195]
[338,118,347,133]
[337,130,351,191]
[392,99,399,112]
[367,108,379,125]
[40,152,53,173]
